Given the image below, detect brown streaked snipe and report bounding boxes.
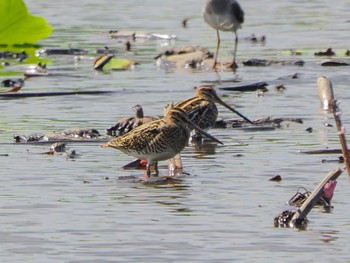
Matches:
[175,85,253,132]
[101,106,222,177]
[106,104,158,136]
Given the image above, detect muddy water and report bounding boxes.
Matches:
[1,0,350,262]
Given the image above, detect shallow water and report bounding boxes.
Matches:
[1,0,350,262]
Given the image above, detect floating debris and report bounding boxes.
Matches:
[274,210,305,228]
[96,46,117,55]
[64,149,77,159]
[275,167,342,228]
[124,41,131,51]
[276,73,300,80]
[243,58,304,66]
[212,119,227,128]
[321,156,344,163]
[269,175,282,182]
[225,116,303,129]
[155,46,213,60]
[275,84,286,91]
[182,18,189,28]
[36,48,88,56]
[305,127,313,133]
[0,90,114,99]
[287,184,335,209]
[14,128,108,143]
[155,45,213,60]
[289,49,303,56]
[109,31,177,41]
[14,134,46,143]
[41,142,77,159]
[242,34,266,43]
[155,46,213,70]
[219,82,268,92]
[24,62,49,77]
[314,48,335,56]
[0,50,28,61]
[300,148,343,154]
[62,128,101,139]
[320,61,350,66]
[50,142,67,152]
[1,78,24,88]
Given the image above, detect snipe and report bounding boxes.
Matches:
[101,106,222,177]
[175,85,252,133]
[106,104,158,136]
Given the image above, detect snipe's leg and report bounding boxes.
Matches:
[168,154,183,176]
[146,162,152,177]
[154,161,159,176]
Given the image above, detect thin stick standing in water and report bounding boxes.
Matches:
[331,99,350,181]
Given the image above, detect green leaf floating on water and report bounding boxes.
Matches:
[108,58,137,70]
[0,0,52,45]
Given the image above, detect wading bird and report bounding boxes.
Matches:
[101,106,222,177]
[175,86,252,135]
[105,104,158,137]
[202,0,244,69]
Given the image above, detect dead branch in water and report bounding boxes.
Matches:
[331,100,350,181]
[275,77,350,228]
[290,167,343,227]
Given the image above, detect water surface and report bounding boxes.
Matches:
[1,0,350,262]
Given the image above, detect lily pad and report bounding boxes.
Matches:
[0,0,52,45]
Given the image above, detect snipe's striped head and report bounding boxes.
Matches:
[167,105,223,145]
[195,85,253,124]
[165,106,191,124]
[195,85,223,104]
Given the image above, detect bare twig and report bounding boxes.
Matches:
[331,100,350,181]
[317,76,334,111]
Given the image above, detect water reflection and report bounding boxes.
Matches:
[191,141,218,158]
[319,230,339,244]
[2,0,350,261]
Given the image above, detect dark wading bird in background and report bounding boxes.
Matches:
[202,0,244,69]
[106,104,158,137]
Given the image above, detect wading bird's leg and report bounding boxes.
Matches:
[213,30,221,69]
[230,32,239,69]
[154,161,159,176]
[146,162,152,178]
[168,154,183,176]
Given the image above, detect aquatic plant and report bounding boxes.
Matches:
[0,0,52,45]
